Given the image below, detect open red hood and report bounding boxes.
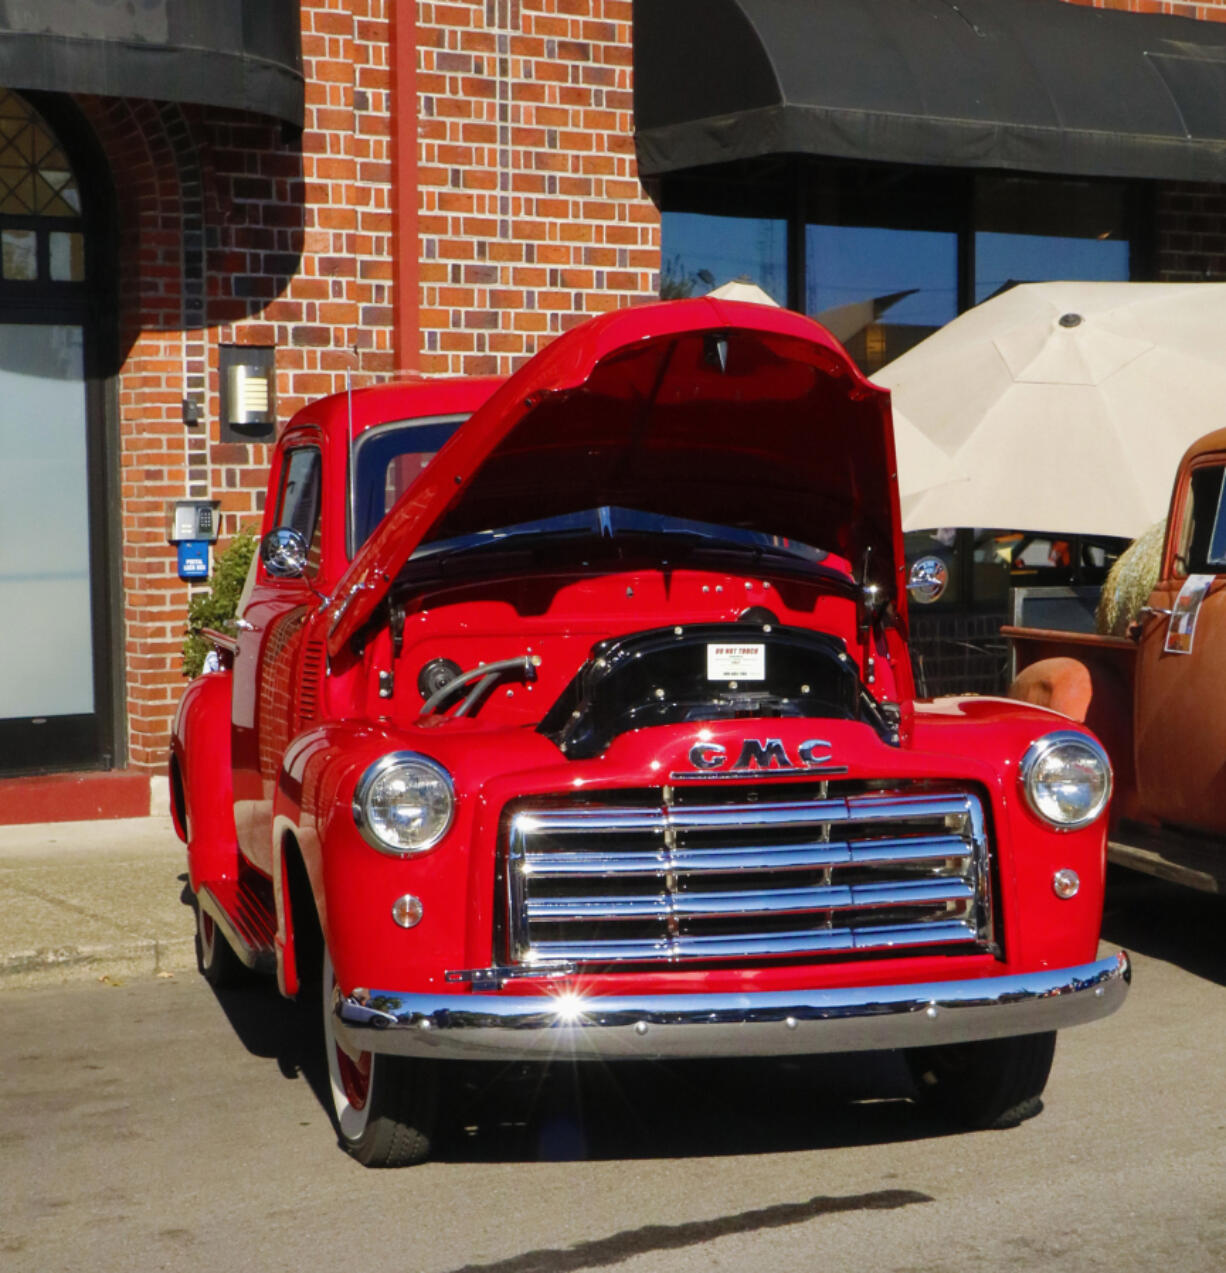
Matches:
[326,298,905,656]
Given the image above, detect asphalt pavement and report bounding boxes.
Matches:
[0,816,196,990]
[4,870,1226,1272]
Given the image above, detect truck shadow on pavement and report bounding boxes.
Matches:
[206,979,968,1163]
[1100,864,1226,987]
[438,1053,950,1164]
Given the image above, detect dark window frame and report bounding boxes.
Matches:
[658,156,1156,339]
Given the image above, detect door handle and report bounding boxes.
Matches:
[1139,606,1172,619]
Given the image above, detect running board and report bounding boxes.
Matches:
[1110,822,1226,894]
[198,878,278,973]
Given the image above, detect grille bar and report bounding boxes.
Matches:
[524,920,981,964]
[512,793,974,836]
[521,833,973,879]
[525,878,975,923]
[505,787,993,967]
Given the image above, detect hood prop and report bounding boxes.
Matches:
[858,547,885,686]
[703,332,730,373]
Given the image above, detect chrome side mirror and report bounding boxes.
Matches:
[907,555,949,604]
[261,527,309,579]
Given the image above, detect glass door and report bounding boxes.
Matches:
[0,323,105,770]
[0,89,113,774]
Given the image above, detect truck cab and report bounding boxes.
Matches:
[1010,427,1226,891]
[172,299,1128,1166]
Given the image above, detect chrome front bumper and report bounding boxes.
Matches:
[333,950,1130,1062]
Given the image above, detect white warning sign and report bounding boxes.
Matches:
[706,643,765,681]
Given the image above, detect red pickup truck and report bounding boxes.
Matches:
[1010,425,1226,894]
[170,299,1128,1166]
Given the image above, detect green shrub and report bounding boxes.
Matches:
[181,527,259,678]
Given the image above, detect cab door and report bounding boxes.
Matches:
[232,438,323,875]
[1134,454,1226,835]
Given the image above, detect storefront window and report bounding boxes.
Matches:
[806,224,956,369]
[660,210,787,303]
[974,175,1131,302]
[659,158,1145,375]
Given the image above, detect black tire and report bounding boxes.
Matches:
[322,948,440,1167]
[906,1031,1057,1130]
[195,898,249,988]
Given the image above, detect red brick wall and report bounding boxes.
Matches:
[414,0,659,375]
[69,0,657,772]
[76,1,404,769]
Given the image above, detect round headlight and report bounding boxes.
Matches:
[353,752,455,855]
[1019,731,1112,830]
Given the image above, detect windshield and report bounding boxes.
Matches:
[406,505,850,578]
[350,415,468,552]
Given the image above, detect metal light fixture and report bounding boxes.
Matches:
[219,345,276,441]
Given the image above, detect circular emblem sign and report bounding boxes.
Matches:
[907,555,949,604]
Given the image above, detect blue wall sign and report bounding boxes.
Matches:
[177,539,210,580]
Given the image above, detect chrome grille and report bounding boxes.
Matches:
[505,788,993,966]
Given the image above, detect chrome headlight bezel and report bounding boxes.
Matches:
[1019,730,1112,831]
[353,751,455,856]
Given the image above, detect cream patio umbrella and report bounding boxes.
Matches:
[891,405,970,524]
[708,280,917,344]
[873,281,1226,537]
[707,280,780,305]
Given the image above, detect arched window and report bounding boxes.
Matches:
[0,89,86,285]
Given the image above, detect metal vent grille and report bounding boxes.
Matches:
[505,786,994,967]
[296,638,325,729]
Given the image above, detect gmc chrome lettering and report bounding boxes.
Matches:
[687,737,835,772]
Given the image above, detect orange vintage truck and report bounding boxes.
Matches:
[1008,426,1226,892]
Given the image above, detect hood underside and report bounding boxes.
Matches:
[328,299,904,655]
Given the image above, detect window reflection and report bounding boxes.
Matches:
[806,225,956,372]
[2,228,36,280]
[276,448,322,571]
[974,174,1130,301]
[976,232,1129,303]
[659,158,1140,380]
[905,526,1129,612]
[659,210,787,304]
[49,231,85,282]
[352,417,467,550]
[1180,465,1226,576]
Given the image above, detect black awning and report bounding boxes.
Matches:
[0,0,302,127]
[634,0,1226,182]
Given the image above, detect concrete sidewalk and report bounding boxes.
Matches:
[0,816,198,990]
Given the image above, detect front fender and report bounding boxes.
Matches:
[913,696,1111,972]
[1008,654,1137,821]
[171,671,239,893]
[273,719,486,997]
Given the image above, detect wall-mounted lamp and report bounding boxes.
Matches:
[219,345,276,442]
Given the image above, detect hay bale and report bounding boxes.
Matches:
[1095,520,1166,636]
